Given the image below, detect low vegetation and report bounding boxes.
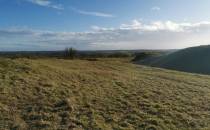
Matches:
[0,57,210,130]
[132,52,163,61]
[0,49,133,59]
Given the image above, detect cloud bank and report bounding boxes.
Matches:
[1,20,210,51]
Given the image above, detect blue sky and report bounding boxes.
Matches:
[1,0,210,51]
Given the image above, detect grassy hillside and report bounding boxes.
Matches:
[146,45,210,75]
[0,58,210,130]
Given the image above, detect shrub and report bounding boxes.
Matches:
[132,52,161,61]
[108,52,132,58]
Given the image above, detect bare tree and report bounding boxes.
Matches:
[64,47,77,59]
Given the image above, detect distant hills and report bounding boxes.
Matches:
[134,45,210,75]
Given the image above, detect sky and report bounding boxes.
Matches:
[1,0,210,51]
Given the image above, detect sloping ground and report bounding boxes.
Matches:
[0,58,210,130]
[147,45,210,75]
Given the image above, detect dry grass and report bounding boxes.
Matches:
[0,58,210,130]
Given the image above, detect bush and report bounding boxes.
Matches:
[132,52,161,61]
[108,52,132,58]
[78,52,132,59]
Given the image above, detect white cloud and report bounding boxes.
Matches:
[71,7,114,18]
[1,20,210,50]
[120,20,142,30]
[151,6,160,11]
[119,20,210,32]
[26,0,63,10]
[91,26,114,31]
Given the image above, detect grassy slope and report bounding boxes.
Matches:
[150,45,210,75]
[0,58,210,130]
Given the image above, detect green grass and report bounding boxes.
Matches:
[0,58,210,130]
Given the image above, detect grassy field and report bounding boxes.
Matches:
[0,58,210,130]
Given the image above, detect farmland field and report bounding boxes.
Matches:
[0,58,210,130]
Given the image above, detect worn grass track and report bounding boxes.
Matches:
[0,58,210,130]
